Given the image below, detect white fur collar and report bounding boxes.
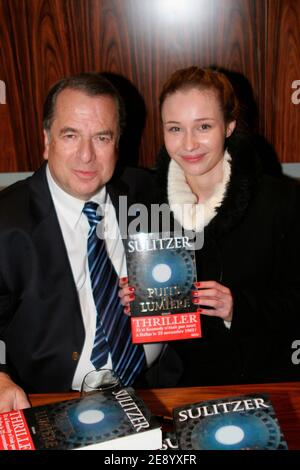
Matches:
[168,150,231,231]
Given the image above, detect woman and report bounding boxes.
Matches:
[120,66,300,387]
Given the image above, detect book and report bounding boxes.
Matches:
[0,387,162,450]
[125,232,201,343]
[161,431,179,450]
[173,394,288,450]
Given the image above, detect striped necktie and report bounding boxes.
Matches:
[82,201,145,386]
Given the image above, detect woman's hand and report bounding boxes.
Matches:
[118,277,135,315]
[192,280,233,322]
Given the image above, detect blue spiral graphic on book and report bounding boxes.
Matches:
[182,410,282,450]
[131,249,195,298]
[47,394,132,448]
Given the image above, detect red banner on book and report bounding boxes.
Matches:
[0,410,35,450]
[131,312,201,343]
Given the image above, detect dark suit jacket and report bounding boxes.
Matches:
[148,143,300,388]
[0,163,155,392]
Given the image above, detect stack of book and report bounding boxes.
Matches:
[0,387,162,450]
[0,388,288,450]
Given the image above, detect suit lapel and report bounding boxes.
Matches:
[107,175,150,239]
[28,164,84,343]
[107,178,135,240]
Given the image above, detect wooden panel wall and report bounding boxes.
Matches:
[0,0,299,172]
[265,0,300,162]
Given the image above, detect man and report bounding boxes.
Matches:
[0,73,161,412]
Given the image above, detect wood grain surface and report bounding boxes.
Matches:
[0,0,299,171]
[30,381,300,450]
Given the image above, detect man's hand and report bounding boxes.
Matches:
[0,372,31,412]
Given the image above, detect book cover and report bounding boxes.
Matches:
[0,387,162,450]
[160,431,179,450]
[125,232,201,343]
[173,394,288,450]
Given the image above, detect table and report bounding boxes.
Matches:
[30,381,300,450]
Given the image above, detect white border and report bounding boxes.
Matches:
[0,172,33,187]
[282,163,300,179]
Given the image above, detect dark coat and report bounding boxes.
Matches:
[0,163,154,392]
[146,138,300,387]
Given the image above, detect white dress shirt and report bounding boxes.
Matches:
[46,166,162,389]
